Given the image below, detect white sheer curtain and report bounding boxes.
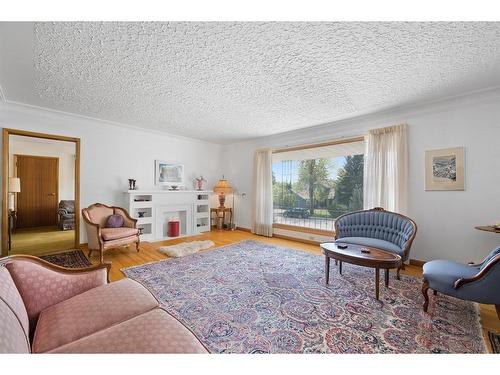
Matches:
[252,148,273,237]
[363,124,408,214]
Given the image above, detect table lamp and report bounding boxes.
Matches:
[8,177,21,210]
[213,176,233,208]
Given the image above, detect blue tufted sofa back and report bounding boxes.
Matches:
[335,209,416,254]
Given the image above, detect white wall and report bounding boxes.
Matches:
[0,102,223,243]
[222,88,500,263]
[9,136,76,201]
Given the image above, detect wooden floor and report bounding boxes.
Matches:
[11,226,75,256]
[84,229,499,353]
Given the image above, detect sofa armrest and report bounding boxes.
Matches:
[83,215,103,250]
[0,255,111,327]
[57,208,69,216]
[114,207,137,228]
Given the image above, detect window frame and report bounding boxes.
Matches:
[271,136,365,236]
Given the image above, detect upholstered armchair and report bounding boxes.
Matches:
[422,247,500,317]
[58,200,75,230]
[82,203,140,263]
[334,207,417,277]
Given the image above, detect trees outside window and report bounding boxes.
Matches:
[272,152,364,230]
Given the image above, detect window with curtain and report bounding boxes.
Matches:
[272,138,364,232]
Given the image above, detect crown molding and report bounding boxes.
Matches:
[1,100,222,147]
[226,85,500,148]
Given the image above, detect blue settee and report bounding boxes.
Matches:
[334,207,417,277]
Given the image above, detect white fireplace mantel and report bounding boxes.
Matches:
[125,190,212,241]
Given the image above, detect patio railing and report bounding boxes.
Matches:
[273,207,349,232]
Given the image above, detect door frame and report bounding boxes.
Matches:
[2,128,81,256]
[14,154,60,228]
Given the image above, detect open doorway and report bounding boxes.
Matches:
[2,129,80,257]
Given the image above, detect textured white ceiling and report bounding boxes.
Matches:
[1,22,500,143]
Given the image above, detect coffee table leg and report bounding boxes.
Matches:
[339,261,343,275]
[375,268,380,300]
[325,256,330,285]
[385,269,389,287]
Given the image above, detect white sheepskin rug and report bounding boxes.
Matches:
[158,240,215,258]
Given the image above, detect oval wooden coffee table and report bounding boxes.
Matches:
[320,242,402,300]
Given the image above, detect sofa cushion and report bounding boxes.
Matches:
[32,278,158,353]
[49,308,208,353]
[0,266,29,337]
[423,260,479,296]
[335,237,404,256]
[101,227,139,241]
[102,235,140,249]
[0,299,30,353]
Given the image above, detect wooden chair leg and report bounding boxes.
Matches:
[100,249,104,264]
[433,290,438,296]
[422,280,430,312]
[396,267,401,280]
[135,241,140,252]
[87,249,93,258]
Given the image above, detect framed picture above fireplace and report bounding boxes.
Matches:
[155,160,185,188]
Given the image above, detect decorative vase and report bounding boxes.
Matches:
[128,179,136,190]
[195,176,206,191]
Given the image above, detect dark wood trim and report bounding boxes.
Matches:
[334,207,417,262]
[422,279,430,312]
[2,128,80,143]
[321,243,402,270]
[2,128,81,256]
[235,226,251,233]
[272,233,321,246]
[15,154,59,228]
[272,136,364,154]
[0,254,111,283]
[74,137,81,248]
[273,223,335,237]
[2,129,9,256]
[454,254,500,289]
[409,259,426,267]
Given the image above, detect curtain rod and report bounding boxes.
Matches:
[272,136,365,154]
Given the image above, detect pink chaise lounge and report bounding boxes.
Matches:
[0,255,208,353]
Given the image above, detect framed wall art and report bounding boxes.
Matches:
[155,160,185,188]
[425,147,465,191]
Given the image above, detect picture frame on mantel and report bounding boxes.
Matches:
[155,160,185,188]
[425,146,465,191]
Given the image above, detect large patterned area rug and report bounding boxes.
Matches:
[122,240,486,353]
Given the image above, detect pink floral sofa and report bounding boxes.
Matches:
[0,255,208,353]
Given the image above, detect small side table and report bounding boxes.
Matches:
[210,207,233,230]
[475,226,500,234]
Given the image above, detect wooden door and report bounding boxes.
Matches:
[16,155,59,228]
